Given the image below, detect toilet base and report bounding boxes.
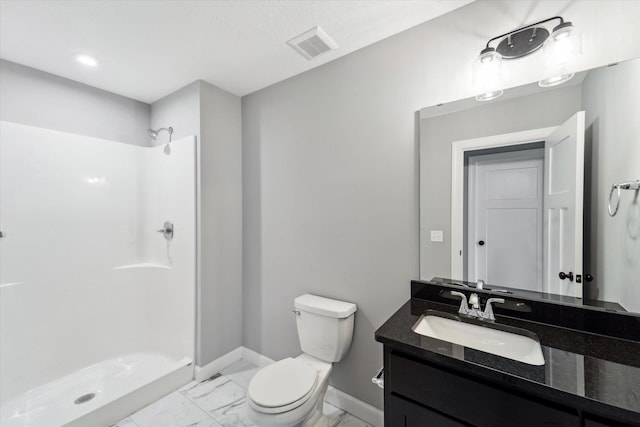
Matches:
[246,355,333,427]
[247,400,328,427]
[300,397,327,427]
[303,414,328,427]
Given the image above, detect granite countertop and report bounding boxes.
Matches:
[375,298,640,425]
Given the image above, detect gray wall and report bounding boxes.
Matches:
[583,59,640,312]
[151,81,243,366]
[150,81,200,142]
[242,14,421,409]
[0,59,149,146]
[240,0,640,408]
[419,85,583,281]
[199,82,243,363]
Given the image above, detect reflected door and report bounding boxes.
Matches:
[543,111,585,297]
[467,149,544,290]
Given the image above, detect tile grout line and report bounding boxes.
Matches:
[112,417,140,427]
[180,385,222,425]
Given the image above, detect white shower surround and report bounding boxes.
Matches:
[0,121,197,426]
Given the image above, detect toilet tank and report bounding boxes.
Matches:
[294,294,357,363]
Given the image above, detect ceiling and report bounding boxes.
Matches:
[0,0,473,103]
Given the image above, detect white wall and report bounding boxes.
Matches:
[0,60,149,146]
[242,0,640,409]
[583,59,640,312]
[151,81,242,366]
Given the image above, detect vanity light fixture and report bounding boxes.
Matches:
[473,16,579,100]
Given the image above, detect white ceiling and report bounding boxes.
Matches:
[0,1,473,103]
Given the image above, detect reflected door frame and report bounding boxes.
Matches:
[451,127,557,282]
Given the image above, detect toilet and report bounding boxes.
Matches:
[246,294,357,427]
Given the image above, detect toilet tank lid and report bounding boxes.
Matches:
[294,294,357,318]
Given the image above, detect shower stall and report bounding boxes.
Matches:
[0,121,196,426]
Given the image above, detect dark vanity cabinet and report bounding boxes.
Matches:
[387,393,467,427]
[384,347,580,427]
[376,282,640,427]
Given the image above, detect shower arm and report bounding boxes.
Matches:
[159,127,173,142]
[148,127,174,142]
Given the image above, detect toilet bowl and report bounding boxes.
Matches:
[246,355,331,427]
[246,294,357,427]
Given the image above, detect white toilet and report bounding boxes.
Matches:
[246,294,357,427]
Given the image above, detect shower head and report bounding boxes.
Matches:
[147,127,173,142]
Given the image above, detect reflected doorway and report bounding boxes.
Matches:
[451,113,585,298]
[465,146,544,292]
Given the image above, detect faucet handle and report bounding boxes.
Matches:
[482,298,505,321]
[450,291,469,315]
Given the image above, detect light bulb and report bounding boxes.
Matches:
[544,22,578,67]
[540,22,579,88]
[473,47,502,98]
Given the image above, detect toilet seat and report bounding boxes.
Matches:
[248,358,318,414]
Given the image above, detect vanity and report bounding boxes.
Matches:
[395,51,640,426]
[375,280,640,427]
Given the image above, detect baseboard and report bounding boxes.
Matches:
[194,347,243,382]
[325,385,384,427]
[196,347,383,427]
[241,346,275,367]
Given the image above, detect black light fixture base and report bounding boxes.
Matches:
[496,27,549,59]
[553,21,573,33]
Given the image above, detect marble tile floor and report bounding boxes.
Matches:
[112,359,372,427]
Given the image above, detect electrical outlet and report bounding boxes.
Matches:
[430,230,444,242]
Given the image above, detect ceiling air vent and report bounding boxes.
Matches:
[287,26,338,60]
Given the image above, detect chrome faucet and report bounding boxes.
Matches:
[450,291,504,321]
[481,297,505,321]
[451,291,469,315]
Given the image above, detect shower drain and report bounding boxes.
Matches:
[74,393,96,405]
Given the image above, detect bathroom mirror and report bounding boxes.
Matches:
[419,57,640,313]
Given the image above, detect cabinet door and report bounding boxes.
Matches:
[387,394,469,427]
[389,352,580,427]
[584,420,613,427]
[584,417,635,427]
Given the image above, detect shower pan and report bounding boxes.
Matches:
[0,121,197,427]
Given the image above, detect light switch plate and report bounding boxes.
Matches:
[430,230,444,242]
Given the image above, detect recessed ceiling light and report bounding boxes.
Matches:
[76,54,99,67]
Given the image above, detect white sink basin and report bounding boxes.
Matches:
[412,312,545,366]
